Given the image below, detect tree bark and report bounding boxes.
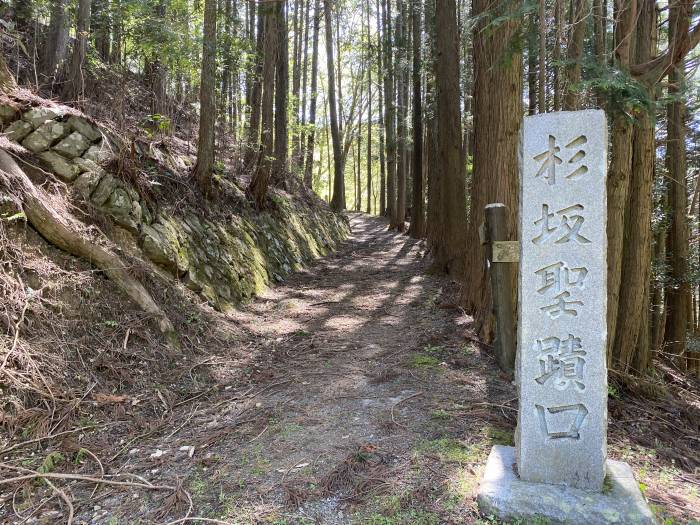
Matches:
[464,0,521,339]
[408,0,424,238]
[562,0,589,110]
[527,10,537,115]
[303,0,321,188]
[62,0,91,102]
[611,0,655,373]
[538,0,546,112]
[393,2,407,231]
[245,7,266,167]
[274,0,289,181]
[325,0,345,211]
[365,0,373,215]
[42,0,70,81]
[91,0,111,61]
[248,2,278,208]
[605,0,636,362]
[192,0,218,198]
[376,0,386,216]
[664,1,691,369]
[382,0,397,223]
[430,0,468,275]
[552,0,562,111]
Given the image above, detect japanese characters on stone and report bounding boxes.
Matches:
[517,110,607,491]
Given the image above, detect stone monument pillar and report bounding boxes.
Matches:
[477,110,657,525]
[516,109,607,491]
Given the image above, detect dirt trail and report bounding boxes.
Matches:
[136,213,515,524]
[32,213,696,524]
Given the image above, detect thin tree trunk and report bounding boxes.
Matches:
[527,9,537,115]
[303,0,321,187]
[274,0,289,181]
[248,2,278,208]
[91,0,110,61]
[408,0,424,238]
[110,0,122,65]
[192,0,218,198]
[383,0,397,223]
[562,0,588,110]
[325,0,345,210]
[431,0,468,274]
[376,0,386,216]
[42,0,70,81]
[552,0,562,111]
[297,0,311,174]
[62,0,91,101]
[245,8,266,166]
[366,0,373,214]
[665,65,690,367]
[393,2,407,231]
[538,0,546,112]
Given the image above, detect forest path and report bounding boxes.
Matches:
[94,213,515,524]
[157,213,515,524]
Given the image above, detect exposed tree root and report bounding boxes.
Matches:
[0,149,178,346]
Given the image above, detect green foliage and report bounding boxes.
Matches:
[578,60,653,117]
[416,438,476,464]
[38,451,64,474]
[409,353,441,369]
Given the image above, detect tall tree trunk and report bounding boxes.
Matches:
[383,0,397,223]
[149,0,169,116]
[62,0,91,101]
[291,0,302,172]
[192,0,218,198]
[562,0,588,110]
[393,2,407,231]
[325,0,345,210]
[248,2,278,208]
[665,73,690,368]
[552,0,562,111]
[424,0,441,253]
[464,0,521,338]
[611,0,655,373]
[376,0,386,216]
[537,0,546,112]
[431,0,468,274]
[356,77,364,211]
[42,0,70,81]
[593,0,606,65]
[408,0,424,237]
[605,0,636,362]
[365,0,373,214]
[665,54,690,370]
[274,0,289,181]
[246,8,266,166]
[91,0,110,61]
[527,9,537,116]
[303,0,321,187]
[110,0,123,64]
[297,0,312,174]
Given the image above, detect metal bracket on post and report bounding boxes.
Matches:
[484,203,517,374]
[492,241,520,263]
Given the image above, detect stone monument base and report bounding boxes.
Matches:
[477,446,657,525]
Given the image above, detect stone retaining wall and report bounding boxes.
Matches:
[1,102,349,312]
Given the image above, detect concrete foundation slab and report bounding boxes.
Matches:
[477,446,657,525]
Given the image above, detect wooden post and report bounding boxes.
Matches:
[485,203,517,374]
